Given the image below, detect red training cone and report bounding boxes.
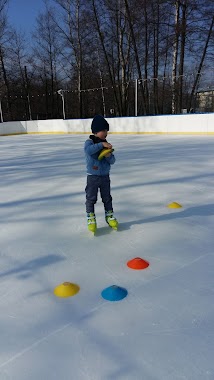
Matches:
[127,257,149,270]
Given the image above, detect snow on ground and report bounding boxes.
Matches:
[0,133,214,380]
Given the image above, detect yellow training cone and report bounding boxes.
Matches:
[167,202,182,209]
[53,282,80,298]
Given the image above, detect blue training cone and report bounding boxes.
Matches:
[101,285,128,301]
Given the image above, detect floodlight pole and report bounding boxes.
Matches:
[57,89,66,119]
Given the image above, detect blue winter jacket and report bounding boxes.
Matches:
[84,138,116,176]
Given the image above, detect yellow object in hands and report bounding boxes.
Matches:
[98,148,114,160]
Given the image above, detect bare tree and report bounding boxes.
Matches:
[7,30,33,120]
[188,15,214,111]
[91,0,122,115]
[171,0,214,114]
[178,0,187,113]
[171,1,180,114]
[124,0,147,114]
[52,0,89,117]
[0,0,12,120]
[32,3,61,118]
[0,0,213,120]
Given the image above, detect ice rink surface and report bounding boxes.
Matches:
[0,134,214,380]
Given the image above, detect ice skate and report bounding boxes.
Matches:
[87,213,97,234]
[105,211,118,230]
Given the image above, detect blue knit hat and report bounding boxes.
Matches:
[91,115,109,134]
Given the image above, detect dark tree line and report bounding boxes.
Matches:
[0,0,213,121]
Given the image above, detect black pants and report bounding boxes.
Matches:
[85,175,113,213]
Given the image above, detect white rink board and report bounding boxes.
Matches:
[0,113,214,135]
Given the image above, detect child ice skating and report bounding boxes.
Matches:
[84,115,118,234]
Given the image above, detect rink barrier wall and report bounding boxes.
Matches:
[0,113,214,136]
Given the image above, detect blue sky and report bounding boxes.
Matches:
[8,0,45,37]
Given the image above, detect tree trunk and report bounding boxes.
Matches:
[143,0,149,113]
[178,1,187,113]
[171,1,180,114]
[24,65,32,120]
[76,0,83,118]
[0,47,12,120]
[124,0,147,114]
[188,15,214,111]
[92,0,121,115]
[152,0,160,114]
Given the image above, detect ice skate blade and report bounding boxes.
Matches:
[108,224,118,231]
[88,225,97,234]
[87,230,96,237]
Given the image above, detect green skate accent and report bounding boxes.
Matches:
[105,211,118,230]
[87,213,97,233]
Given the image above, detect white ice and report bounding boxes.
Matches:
[0,134,214,380]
